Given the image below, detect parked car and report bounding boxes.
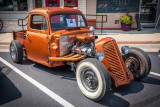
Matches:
[10,7,151,101]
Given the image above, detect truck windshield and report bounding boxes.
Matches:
[50,14,87,30]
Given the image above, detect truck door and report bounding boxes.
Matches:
[25,13,50,66]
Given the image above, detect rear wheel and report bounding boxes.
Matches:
[76,58,111,101]
[124,47,151,80]
[10,40,23,63]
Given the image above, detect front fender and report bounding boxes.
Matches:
[95,37,134,87]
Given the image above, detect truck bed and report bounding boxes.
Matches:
[13,30,26,46]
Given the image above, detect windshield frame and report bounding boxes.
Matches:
[50,13,88,31]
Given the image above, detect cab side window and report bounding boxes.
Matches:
[30,15,47,31]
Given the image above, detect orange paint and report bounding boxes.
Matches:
[12,7,133,87]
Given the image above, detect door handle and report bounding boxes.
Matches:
[25,34,29,39]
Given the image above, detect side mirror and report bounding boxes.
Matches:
[89,26,95,31]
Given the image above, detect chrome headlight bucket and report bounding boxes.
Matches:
[121,46,129,55]
[96,52,104,61]
[89,26,95,31]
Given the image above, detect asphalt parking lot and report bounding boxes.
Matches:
[0,52,160,107]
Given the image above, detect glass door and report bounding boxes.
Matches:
[140,0,158,24]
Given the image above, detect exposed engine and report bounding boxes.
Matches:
[72,41,95,56]
[60,34,97,57]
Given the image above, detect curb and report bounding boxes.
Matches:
[118,44,160,52]
[0,42,10,45]
[1,41,160,45]
[0,45,9,49]
[117,41,160,44]
[0,42,160,52]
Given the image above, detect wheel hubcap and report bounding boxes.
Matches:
[125,56,140,74]
[81,68,98,92]
[10,45,16,59]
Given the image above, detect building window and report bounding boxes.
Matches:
[35,0,42,8]
[0,0,28,11]
[46,0,60,7]
[97,0,139,13]
[64,0,78,7]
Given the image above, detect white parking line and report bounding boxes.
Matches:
[0,57,74,107]
[150,72,160,77]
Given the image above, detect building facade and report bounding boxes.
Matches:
[0,0,159,32]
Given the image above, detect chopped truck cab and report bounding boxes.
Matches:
[10,7,151,101]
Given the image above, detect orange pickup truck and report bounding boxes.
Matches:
[10,7,151,101]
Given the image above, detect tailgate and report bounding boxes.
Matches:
[13,30,26,46]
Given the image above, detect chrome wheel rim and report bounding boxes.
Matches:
[125,56,141,74]
[81,68,98,92]
[10,45,16,60]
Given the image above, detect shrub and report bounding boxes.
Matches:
[120,15,134,25]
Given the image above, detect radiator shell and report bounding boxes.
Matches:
[96,37,134,87]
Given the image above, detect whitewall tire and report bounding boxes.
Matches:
[76,58,111,101]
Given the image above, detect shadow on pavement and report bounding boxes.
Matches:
[21,59,145,107]
[29,61,144,107]
[98,93,130,107]
[0,67,22,105]
[98,81,144,107]
[33,62,76,81]
[141,76,160,85]
[20,59,76,81]
[19,57,160,107]
[112,81,144,96]
[95,28,160,34]
[129,94,160,107]
[98,75,160,107]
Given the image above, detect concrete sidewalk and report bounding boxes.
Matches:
[0,28,160,52]
[95,28,160,52]
[0,33,12,52]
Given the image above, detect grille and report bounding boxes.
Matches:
[103,40,127,81]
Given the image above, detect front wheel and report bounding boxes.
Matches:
[76,58,111,101]
[124,47,151,80]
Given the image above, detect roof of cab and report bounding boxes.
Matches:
[30,7,84,16]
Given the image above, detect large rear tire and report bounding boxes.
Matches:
[10,40,23,63]
[76,58,111,101]
[124,47,151,80]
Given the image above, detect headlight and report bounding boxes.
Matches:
[89,26,95,31]
[121,46,129,55]
[96,52,104,61]
[87,48,92,54]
